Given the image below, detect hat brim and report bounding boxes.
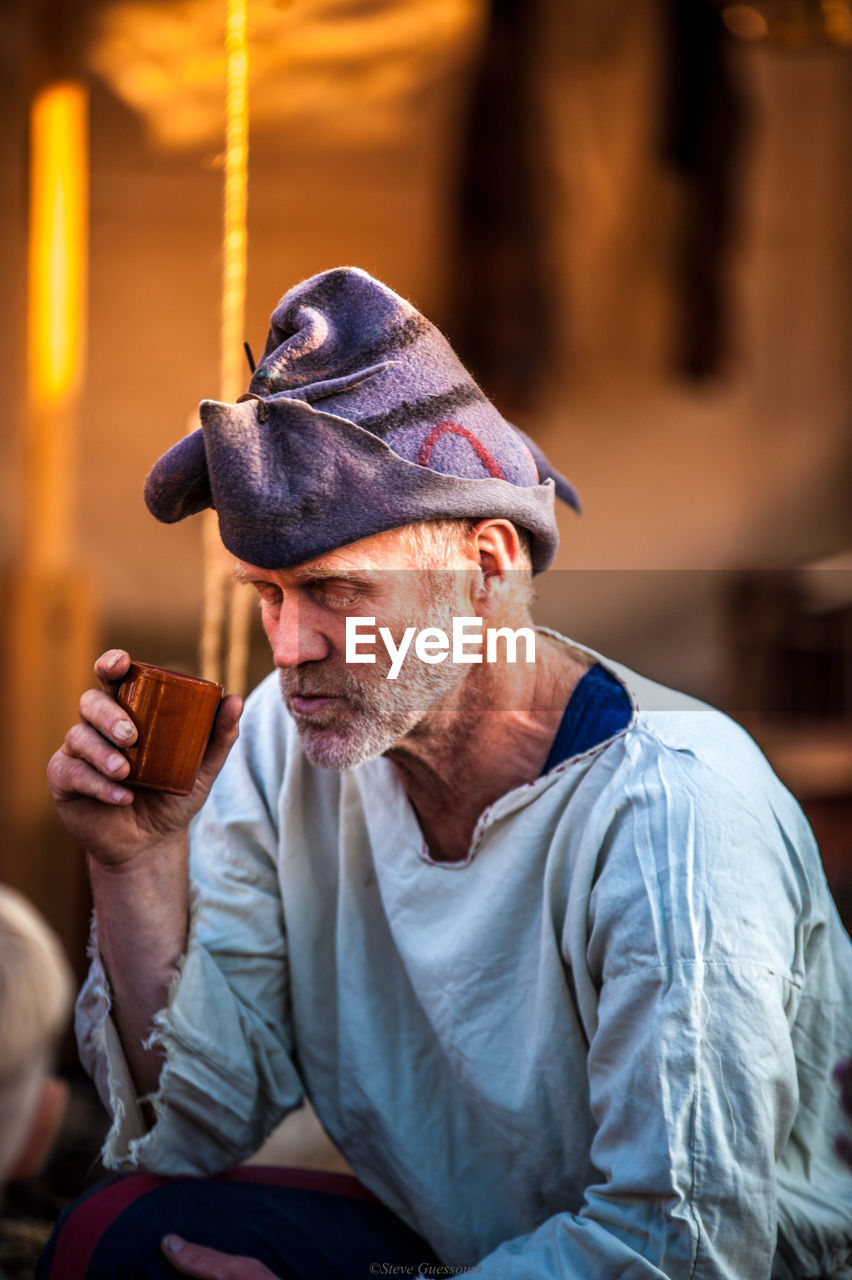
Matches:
[145,397,561,574]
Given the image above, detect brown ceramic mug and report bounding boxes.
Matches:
[116,662,224,795]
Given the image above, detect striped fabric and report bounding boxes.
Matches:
[37,1166,435,1279]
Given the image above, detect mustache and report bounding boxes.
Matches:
[278,661,362,702]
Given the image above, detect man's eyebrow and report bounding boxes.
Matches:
[231,564,377,585]
[290,565,376,584]
[232,564,266,585]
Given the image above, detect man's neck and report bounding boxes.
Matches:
[385,632,590,863]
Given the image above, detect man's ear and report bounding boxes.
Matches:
[7,1075,68,1181]
[471,519,523,580]
[462,520,526,619]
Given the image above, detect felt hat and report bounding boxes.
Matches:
[144,267,580,574]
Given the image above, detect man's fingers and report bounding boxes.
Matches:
[52,682,241,813]
[64,722,132,778]
[161,1235,280,1279]
[94,648,131,691]
[212,694,244,742]
[78,687,138,747]
[47,662,137,809]
[47,746,134,807]
[47,709,136,807]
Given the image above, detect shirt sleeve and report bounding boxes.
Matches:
[473,737,808,1279]
[75,677,305,1175]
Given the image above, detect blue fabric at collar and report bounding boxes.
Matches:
[540,663,632,775]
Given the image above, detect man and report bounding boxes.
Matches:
[46,268,852,1278]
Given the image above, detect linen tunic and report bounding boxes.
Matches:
[77,637,852,1278]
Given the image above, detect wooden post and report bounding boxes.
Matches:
[0,67,96,976]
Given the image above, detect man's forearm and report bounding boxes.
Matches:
[88,838,190,1100]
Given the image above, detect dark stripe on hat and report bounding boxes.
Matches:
[324,312,432,384]
[358,384,485,438]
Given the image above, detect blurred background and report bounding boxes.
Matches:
[0,0,851,986]
[0,4,851,1260]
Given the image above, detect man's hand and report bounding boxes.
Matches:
[161,1235,280,1279]
[47,649,243,1097]
[47,649,242,868]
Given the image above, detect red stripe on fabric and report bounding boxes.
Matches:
[416,421,506,479]
[218,1166,379,1202]
[45,1167,377,1277]
[47,1172,166,1280]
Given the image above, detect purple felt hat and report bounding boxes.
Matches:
[144,267,580,574]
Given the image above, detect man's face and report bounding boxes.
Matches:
[234,528,476,769]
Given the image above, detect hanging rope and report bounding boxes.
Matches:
[201,0,252,691]
[221,0,249,405]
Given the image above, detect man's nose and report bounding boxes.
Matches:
[266,596,331,669]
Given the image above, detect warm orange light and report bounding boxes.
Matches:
[27,82,88,406]
[89,0,481,150]
[822,0,852,46]
[722,5,770,39]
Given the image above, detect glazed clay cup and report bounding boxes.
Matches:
[116,662,224,795]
